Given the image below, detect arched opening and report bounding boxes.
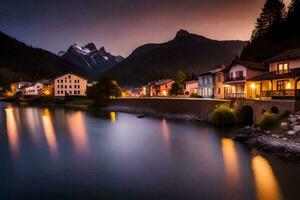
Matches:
[237,106,254,125]
[271,106,279,114]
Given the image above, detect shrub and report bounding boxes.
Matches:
[209,105,236,126]
[255,112,277,130]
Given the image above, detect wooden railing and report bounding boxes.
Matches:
[261,90,296,97]
[225,93,246,99]
[225,76,246,82]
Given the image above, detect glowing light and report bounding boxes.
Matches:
[162,90,167,96]
[162,118,170,145]
[252,155,283,200]
[5,107,19,157]
[221,139,240,189]
[110,112,116,122]
[67,111,89,154]
[286,81,291,89]
[250,83,256,89]
[42,108,58,159]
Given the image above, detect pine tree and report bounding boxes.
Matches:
[287,0,300,22]
[251,0,286,40]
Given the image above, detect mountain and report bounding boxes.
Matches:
[0,31,84,87]
[61,43,124,77]
[107,30,246,86]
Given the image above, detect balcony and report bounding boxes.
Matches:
[225,76,246,82]
[261,89,296,99]
[225,92,246,99]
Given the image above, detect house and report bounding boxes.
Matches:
[22,82,45,96]
[185,80,198,96]
[148,79,175,97]
[213,65,227,99]
[246,48,300,100]
[223,60,267,99]
[11,81,31,95]
[198,72,214,98]
[54,73,88,96]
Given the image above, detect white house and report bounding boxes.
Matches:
[22,82,44,96]
[54,73,88,96]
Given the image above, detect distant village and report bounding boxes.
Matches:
[2,48,300,103]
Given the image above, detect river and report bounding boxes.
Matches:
[0,102,299,200]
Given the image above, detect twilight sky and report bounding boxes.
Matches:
[0,0,291,57]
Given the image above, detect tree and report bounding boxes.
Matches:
[251,0,286,40]
[170,82,181,96]
[287,0,300,22]
[87,76,122,107]
[176,69,187,95]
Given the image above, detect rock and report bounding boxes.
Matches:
[289,114,294,118]
[281,122,288,127]
[290,122,299,127]
[293,125,300,132]
[257,127,261,132]
[287,130,296,135]
[289,117,297,123]
[266,131,271,134]
[282,137,288,141]
[245,126,251,130]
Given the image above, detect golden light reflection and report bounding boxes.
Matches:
[162,118,170,145]
[42,108,58,159]
[221,138,240,195]
[252,155,283,200]
[5,107,19,157]
[67,111,89,154]
[110,112,116,122]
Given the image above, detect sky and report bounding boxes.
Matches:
[0,0,292,57]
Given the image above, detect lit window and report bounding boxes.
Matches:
[278,63,289,74]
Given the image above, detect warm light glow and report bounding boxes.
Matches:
[162,118,170,145]
[5,91,13,97]
[67,111,89,154]
[5,107,19,157]
[221,138,240,191]
[250,83,256,89]
[110,112,116,122]
[42,108,58,159]
[252,155,283,200]
[286,81,291,89]
[162,90,167,96]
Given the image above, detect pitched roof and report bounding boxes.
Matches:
[228,60,267,71]
[249,68,300,81]
[199,65,227,76]
[265,48,300,63]
[185,80,198,84]
[155,79,174,86]
[54,72,88,80]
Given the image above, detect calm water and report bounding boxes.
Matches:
[0,102,299,200]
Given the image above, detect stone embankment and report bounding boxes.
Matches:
[235,112,300,162]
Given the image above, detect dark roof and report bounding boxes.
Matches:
[265,48,300,63]
[155,79,174,86]
[228,60,267,71]
[198,71,213,76]
[249,68,300,81]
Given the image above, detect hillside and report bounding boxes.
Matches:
[107,30,246,86]
[0,31,84,87]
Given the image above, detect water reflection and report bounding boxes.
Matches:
[42,108,58,159]
[161,118,170,145]
[5,107,19,157]
[67,111,89,154]
[252,155,283,200]
[25,108,42,145]
[110,112,116,122]
[221,138,241,198]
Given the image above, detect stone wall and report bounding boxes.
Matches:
[109,98,299,121]
[109,98,230,120]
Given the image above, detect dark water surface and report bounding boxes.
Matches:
[0,102,299,200]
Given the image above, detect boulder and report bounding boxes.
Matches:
[281,122,288,127]
[287,130,296,135]
[293,125,300,132]
[289,117,297,123]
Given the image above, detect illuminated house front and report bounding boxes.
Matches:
[246,48,300,100]
[54,73,88,96]
[149,79,175,97]
[185,80,198,96]
[224,61,267,99]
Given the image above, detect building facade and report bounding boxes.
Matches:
[246,48,300,100]
[198,72,214,98]
[22,82,44,96]
[223,61,267,99]
[185,80,198,96]
[54,73,88,96]
[148,79,175,97]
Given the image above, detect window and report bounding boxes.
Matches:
[229,72,233,78]
[218,88,221,94]
[218,75,221,82]
[277,80,287,90]
[61,80,63,83]
[278,63,289,74]
[78,85,80,89]
[236,71,243,78]
[70,80,72,83]
[74,91,77,95]
[69,85,72,88]
[57,80,59,83]
[65,85,67,89]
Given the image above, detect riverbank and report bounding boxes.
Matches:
[234,126,300,162]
